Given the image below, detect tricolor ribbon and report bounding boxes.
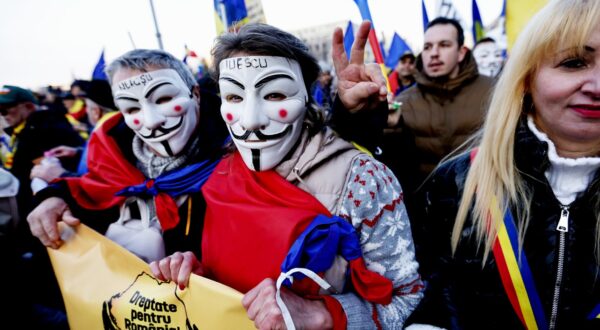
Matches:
[490,196,548,330]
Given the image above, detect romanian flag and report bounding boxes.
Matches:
[352,0,391,92]
[182,44,198,64]
[214,0,249,35]
[506,0,547,50]
[472,0,485,43]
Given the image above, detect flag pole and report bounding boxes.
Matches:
[128,31,137,50]
[148,0,164,50]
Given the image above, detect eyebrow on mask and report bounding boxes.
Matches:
[220,77,245,90]
[145,82,172,99]
[115,96,139,102]
[255,74,294,89]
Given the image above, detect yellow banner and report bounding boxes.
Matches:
[48,223,254,330]
[506,0,548,50]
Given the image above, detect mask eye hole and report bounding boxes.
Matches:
[156,96,173,104]
[264,93,286,101]
[226,94,243,103]
[125,107,140,115]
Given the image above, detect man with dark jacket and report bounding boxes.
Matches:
[0,85,84,223]
[0,84,83,328]
[383,17,493,228]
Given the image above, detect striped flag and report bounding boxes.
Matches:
[214,0,249,35]
[472,0,485,43]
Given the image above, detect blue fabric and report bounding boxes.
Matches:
[92,50,108,81]
[280,214,362,284]
[384,33,412,70]
[422,0,429,33]
[312,85,324,106]
[353,0,374,26]
[343,21,354,60]
[116,158,219,198]
[472,0,485,43]
[215,0,248,28]
[76,141,89,175]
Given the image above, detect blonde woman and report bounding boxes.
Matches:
[408,0,600,329]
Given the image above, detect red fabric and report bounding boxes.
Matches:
[201,152,331,293]
[61,113,180,230]
[349,257,393,305]
[68,106,87,121]
[493,239,526,326]
[320,295,347,330]
[388,71,400,95]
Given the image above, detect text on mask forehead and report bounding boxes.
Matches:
[222,57,270,70]
[116,73,154,91]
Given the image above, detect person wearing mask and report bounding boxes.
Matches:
[151,22,422,329]
[472,37,505,78]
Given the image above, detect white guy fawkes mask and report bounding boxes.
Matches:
[112,69,199,157]
[473,42,504,77]
[218,56,308,171]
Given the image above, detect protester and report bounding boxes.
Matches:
[27,26,388,260]
[408,0,600,329]
[311,64,334,110]
[30,79,117,181]
[150,22,422,330]
[0,85,83,221]
[384,17,494,242]
[472,37,504,78]
[390,51,416,96]
[0,84,83,328]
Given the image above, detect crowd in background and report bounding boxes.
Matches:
[0,0,599,328]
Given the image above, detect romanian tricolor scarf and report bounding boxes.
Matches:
[63,113,218,230]
[470,149,548,329]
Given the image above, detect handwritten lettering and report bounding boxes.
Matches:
[223,57,269,70]
[117,74,154,90]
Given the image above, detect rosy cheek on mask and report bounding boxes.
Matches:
[127,116,143,129]
[225,113,234,122]
[278,109,288,119]
[174,105,182,112]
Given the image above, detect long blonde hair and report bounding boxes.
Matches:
[452,0,600,264]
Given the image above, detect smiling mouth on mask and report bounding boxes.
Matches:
[230,125,292,142]
[139,116,184,139]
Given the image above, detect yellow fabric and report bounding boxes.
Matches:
[491,197,539,330]
[1,121,26,169]
[48,223,254,330]
[351,141,373,157]
[506,0,548,50]
[68,99,85,115]
[93,111,119,131]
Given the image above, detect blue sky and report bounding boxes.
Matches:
[0,0,502,89]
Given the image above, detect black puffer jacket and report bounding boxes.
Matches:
[408,119,600,330]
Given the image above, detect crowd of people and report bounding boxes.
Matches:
[0,0,598,328]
